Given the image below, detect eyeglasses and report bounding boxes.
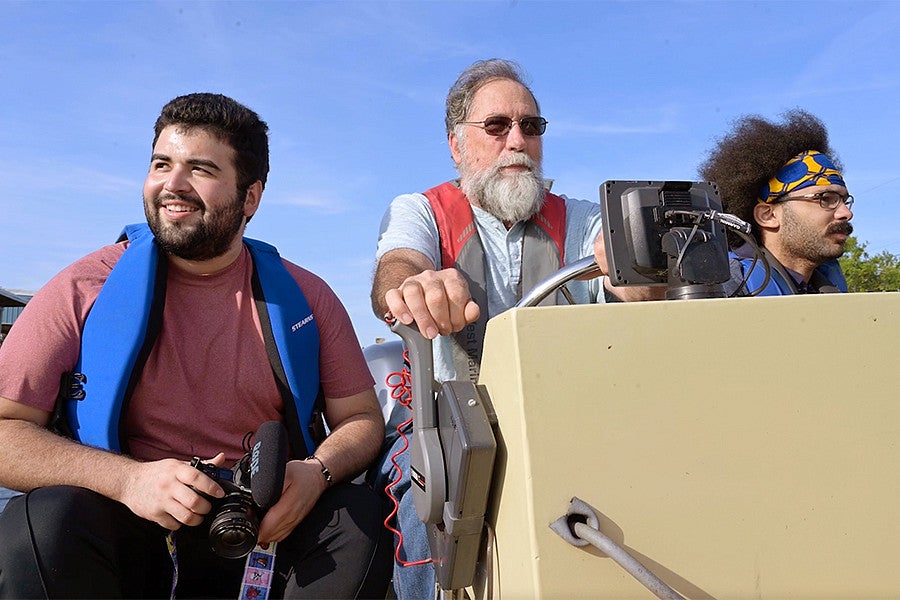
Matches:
[459,116,548,137]
[773,191,854,210]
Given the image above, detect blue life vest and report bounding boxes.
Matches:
[64,223,323,458]
[734,252,848,295]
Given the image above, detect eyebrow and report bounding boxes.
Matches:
[150,153,222,172]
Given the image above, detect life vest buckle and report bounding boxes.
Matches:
[68,372,87,400]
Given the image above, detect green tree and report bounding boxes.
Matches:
[839,236,900,292]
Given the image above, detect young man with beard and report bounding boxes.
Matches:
[369,58,658,599]
[699,109,854,295]
[0,93,390,598]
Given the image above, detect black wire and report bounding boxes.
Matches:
[734,230,771,297]
[241,430,254,453]
[662,208,767,295]
[674,223,701,276]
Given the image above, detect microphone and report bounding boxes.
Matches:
[249,421,288,508]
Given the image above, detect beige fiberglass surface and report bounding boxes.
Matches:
[478,293,900,599]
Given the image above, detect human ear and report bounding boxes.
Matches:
[449,132,462,166]
[243,181,263,218]
[753,202,780,231]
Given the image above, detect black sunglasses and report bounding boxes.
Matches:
[459,116,548,137]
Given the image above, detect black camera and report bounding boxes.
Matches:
[191,421,288,559]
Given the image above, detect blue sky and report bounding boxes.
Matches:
[2,0,899,345]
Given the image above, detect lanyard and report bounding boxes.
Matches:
[168,533,277,600]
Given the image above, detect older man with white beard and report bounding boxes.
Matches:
[369,58,657,599]
[371,58,656,383]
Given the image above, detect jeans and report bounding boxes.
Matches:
[372,435,436,600]
[0,488,21,515]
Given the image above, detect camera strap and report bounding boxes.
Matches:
[166,532,178,600]
[165,533,277,600]
[239,542,278,600]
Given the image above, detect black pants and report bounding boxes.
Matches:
[0,484,392,599]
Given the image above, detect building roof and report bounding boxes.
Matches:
[0,287,28,308]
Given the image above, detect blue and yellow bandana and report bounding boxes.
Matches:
[758,150,846,203]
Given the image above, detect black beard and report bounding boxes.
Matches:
[144,191,245,261]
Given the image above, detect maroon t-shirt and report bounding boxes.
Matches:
[0,241,374,463]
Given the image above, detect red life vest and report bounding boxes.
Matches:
[423,181,567,381]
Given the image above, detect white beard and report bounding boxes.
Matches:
[460,153,545,224]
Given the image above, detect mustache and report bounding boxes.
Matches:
[827,221,853,235]
[493,152,537,172]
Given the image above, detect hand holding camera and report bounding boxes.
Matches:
[190,421,288,559]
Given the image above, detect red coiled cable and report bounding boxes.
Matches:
[382,349,432,567]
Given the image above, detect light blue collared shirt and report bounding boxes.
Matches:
[375,191,606,382]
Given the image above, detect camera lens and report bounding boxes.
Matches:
[208,493,259,559]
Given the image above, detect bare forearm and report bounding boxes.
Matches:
[0,418,137,500]
[258,409,384,543]
[0,417,232,530]
[313,413,383,483]
[370,249,434,318]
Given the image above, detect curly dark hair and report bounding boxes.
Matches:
[697,109,842,246]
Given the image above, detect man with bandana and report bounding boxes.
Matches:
[369,58,660,599]
[699,109,853,295]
